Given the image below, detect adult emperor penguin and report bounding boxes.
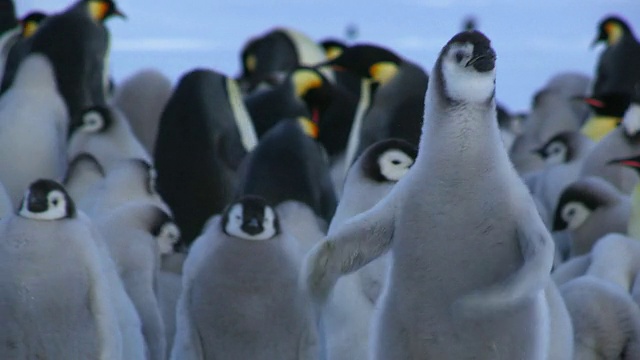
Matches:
[303,30,571,359]
[552,176,631,257]
[94,202,169,360]
[580,92,631,141]
[591,15,640,98]
[0,10,41,82]
[0,179,129,359]
[68,104,151,171]
[608,154,640,239]
[236,118,337,226]
[326,44,429,170]
[237,27,331,93]
[0,53,68,206]
[112,68,173,154]
[154,68,258,248]
[1,0,125,124]
[171,196,319,360]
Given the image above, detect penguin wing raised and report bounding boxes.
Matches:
[302,196,395,303]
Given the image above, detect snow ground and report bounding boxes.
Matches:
[14,0,640,113]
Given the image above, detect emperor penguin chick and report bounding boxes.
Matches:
[171,196,319,360]
[303,31,570,359]
[0,179,126,359]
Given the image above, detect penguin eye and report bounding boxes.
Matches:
[455,52,464,63]
[391,159,401,165]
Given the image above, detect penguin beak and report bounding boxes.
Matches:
[113,8,127,19]
[241,217,263,236]
[531,147,545,158]
[584,97,605,108]
[607,157,640,169]
[466,47,496,72]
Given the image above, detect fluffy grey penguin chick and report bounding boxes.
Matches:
[303,30,569,359]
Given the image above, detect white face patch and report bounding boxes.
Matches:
[623,103,640,137]
[441,43,495,103]
[81,110,105,133]
[19,190,68,221]
[561,201,591,230]
[543,140,568,165]
[156,223,180,255]
[378,149,414,181]
[224,203,277,241]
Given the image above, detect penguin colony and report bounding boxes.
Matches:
[0,0,639,359]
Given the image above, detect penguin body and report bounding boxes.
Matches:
[112,68,173,154]
[304,31,569,359]
[171,196,319,360]
[63,152,106,204]
[154,68,257,247]
[591,16,640,98]
[561,276,640,359]
[236,119,337,225]
[553,176,631,257]
[523,131,595,227]
[94,203,168,360]
[0,53,68,205]
[68,105,151,171]
[0,179,137,359]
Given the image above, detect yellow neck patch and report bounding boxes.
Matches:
[370,62,398,85]
[580,115,622,142]
[245,54,257,72]
[297,117,319,139]
[293,69,323,97]
[89,1,110,22]
[325,47,343,60]
[21,21,39,38]
[605,22,624,46]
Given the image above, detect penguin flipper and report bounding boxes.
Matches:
[454,205,555,315]
[302,197,396,303]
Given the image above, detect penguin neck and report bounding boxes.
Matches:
[418,85,503,175]
[11,54,58,92]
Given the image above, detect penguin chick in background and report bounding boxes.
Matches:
[553,176,631,258]
[67,105,151,171]
[304,30,570,359]
[93,202,169,360]
[561,276,640,360]
[0,179,125,359]
[63,152,106,204]
[112,68,173,154]
[591,15,640,99]
[523,131,595,227]
[320,138,417,360]
[154,69,258,249]
[171,196,319,360]
[0,53,68,206]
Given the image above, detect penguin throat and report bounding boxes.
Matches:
[441,61,495,104]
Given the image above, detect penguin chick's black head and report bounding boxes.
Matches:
[593,15,632,47]
[533,132,574,164]
[20,11,47,38]
[87,0,126,22]
[552,179,609,231]
[361,139,417,182]
[70,105,113,136]
[18,179,76,220]
[324,44,402,84]
[222,195,280,241]
[436,30,497,104]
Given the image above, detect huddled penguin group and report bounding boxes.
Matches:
[0,0,639,359]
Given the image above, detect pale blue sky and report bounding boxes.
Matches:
[15,0,640,112]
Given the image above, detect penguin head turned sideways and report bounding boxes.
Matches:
[323,44,402,85]
[533,132,574,166]
[361,139,417,182]
[222,195,280,241]
[86,0,126,23]
[18,179,76,221]
[19,12,47,38]
[593,15,632,47]
[151,210,181,255]
[435,30,496,105]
